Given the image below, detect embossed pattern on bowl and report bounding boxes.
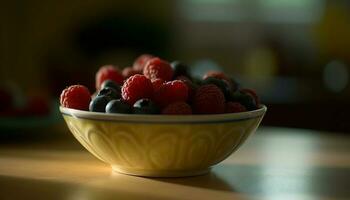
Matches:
[60,105,266,177]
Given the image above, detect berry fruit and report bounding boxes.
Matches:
[162,102,192,115]
[230,91,257,111]
[97,87,121,99]
[96,65,124,90]
[143,57,174,81]
[240,88,260,106]
[151,78,165,92]
[175,76,197,102]
[202,77,231,99]
[101,80,121,91]
[106,99,131,114]
[203,71,230,82]
[133,54,154,72]
[122,67,140,78]
[203,71,237,90]
[133,98,160,114]
[89,96,111,112]
[171,61,190,78]
[193,84,225,114]
[60,85,91,110]
[154,80,189,108]
[225,102,246,113]
[121,74,154,105]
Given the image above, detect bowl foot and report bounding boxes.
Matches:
[112,166,210,178]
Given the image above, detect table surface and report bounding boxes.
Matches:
[0,127,349,200]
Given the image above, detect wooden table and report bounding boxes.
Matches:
[0,127,349,200]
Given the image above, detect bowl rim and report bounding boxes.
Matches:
[60,105,267,124]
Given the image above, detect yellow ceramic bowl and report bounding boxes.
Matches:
[60,105,266,177]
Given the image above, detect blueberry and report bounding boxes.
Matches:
[89,96,111,112]
[229,77,240,92]
[229,91,257,111]
[97,87,121,99]
[133,99,160,114]
[192,77,203,87]
[202,77,231,99]
[171,61,190,78]
[106,99,131,114]
[101,80,121,91]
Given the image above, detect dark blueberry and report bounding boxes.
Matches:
[202,77,231,99]
[229,91,257,111]
[89,96,111,112]
[191,77,203,88]
[229,77,240,92]
[106,99,131,114]
[240,94,257,111]
[101,80,121,91]
[133,99,160,114]
[97,87,121,99]
[171,61,190,78]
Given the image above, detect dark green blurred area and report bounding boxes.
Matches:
[0,0,350,136]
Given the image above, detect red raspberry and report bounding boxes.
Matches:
[151,78,165,92]
[225,102,246,113]
[162,102,192,115]
[175,76,196,101]
[143,57,174,81]
[122,67,140,78]
[154,80,189,108]
[240,88,260,106]
[193,84,225,114]
[96,65,124,90]
[60,85,91,110]
[203,71,235,90]
[203,71,229,81]
[121,75,154,105]
[175,75,191,83]
[133,54,154,72]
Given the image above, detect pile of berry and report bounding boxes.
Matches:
[60,54,260,115]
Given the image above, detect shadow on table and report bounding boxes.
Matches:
[152,168,236,192]
[151,163,350,199]
[0,175,171,200]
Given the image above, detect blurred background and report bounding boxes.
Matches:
[1,0,350,138]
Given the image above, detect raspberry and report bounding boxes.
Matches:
[121,75,154,105]
[151,78,165,92]
[154,80,189,108]
[175,76,196,101]
[96,65,124,90]
[175,75,191,83]
[225,102,246,113]
[203,71,230,82]
[240,88,260,106]
[162,102,192,115]
[202,77,231,99]
[122,67,140,79]
[60,85,91,110]
[133,54,154,72]
[143,57,174,81]
[203,71,236,90]
[193,84,225,114]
